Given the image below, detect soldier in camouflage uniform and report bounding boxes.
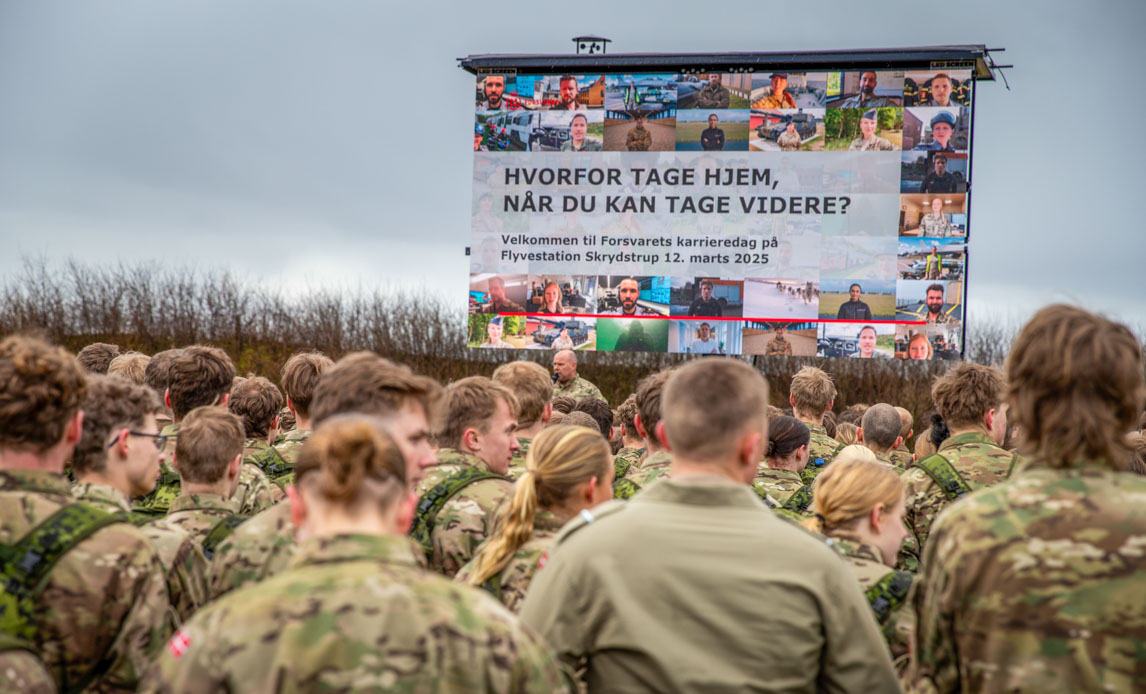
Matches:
[459,425,614,612]
[848,109,896,151]
[906,305,1146,693]
[789,366,843,482]
[228,375,289,510]
[888,406,915,470]
[753,416,814,516]
[858,404,906,470]
[142,418,570,694]
[776,121,802,151]
[898,363,1013,570]
[765,326,795,354]
[921,283,956,325]
[614,371,672,499]
[256,351,333,489]
[0,335,173,693]
[551,349,604,402]
[836,71,900,108]
[0,634,57,694]
[753,72,798,109]
[492,361,553,481]
[695,73,730,109]
[625,116,653,151]
[918,198,954,237]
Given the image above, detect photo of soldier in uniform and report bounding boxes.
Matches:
[901,151,967,194]
[676,73,750,109]
[604,74,677,112]
[824,70,905,108]
[535,111,604,152]
[524,275,597,314]
[675,110,749,151]
[475,74,519,112]
[899,194,967,238]
[596,317,669,353]
[817,322,896,359]
[668,320,743,355]
[903,107,969,152]
[896,279,964,324]
[818,278,896,321]
[604,111,676,152]
[750,72,827,109]
[467,313,531,348]
[469,273,530,314]
[894,324,962,360]
[742,321,818,357]
[669,277,744,318]
[897,239,965,281]
[749,109,825,152]
[825,107,902,151]
[903,70,972,107]
[743,278,819,320]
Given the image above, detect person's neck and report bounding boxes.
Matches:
[0,449,66,474]
[572,138,584,147]
[670,455,743,483]
[516,421,545,439]
[303,514,397,540]
[765,456,803,473]
[794,411,825,427]
[866,443,892,456]
[559,373,576,384]
[181,480,230,497]
[295,415,312,431]
[644,438,665,454]
[621,435,642,448]
[76,469,130,497]
[948,424,992,440]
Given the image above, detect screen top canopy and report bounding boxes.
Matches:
[459,45,1004,82]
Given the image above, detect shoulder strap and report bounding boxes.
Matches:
[915,452,974,501]
[478,574,502,601]
[252,446,293,487]
[409,467,506,560]
[832,441,847,457]
[201,515,248,561]
[863,570,914,623]
[782,485,814,513]
[0,503,126,641]
[612,477,641,501]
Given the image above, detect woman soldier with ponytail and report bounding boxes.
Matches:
[144,416,569,693]
[803,457,913,671]
[459,425,614,611]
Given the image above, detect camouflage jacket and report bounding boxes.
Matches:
[141,533,571,693]
[906,460,1146,693]
[0,469,172,693]
[623,450,672,495]
[829,537,912,668]
[507,436,532,480]
[414,449,514,578]
[613,446,644,479]
[456,510,566,613]
[72,482,209,625]
[899,431,1013,568]
[754,91,797,109]
[131,423,183,517]
[626,125,652,151]
[243,438,297,493]
[888,448,913,470]
[752,467,812,515]
[205,502,296,602]
[232,450,282,516]
[695,82,730,109]
[802,422,840,483]
[848,135,896,151]
[552,376,604,403]
[918,212,954,237]
[766,335,794,354]
[776,130,802,151]
[0,633,56,694]
[154,493,241,548]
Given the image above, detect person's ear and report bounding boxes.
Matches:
[857,427,865,442]
[894,435,904,451]
[165,389,172,410]
[634,414,648,441]
[228,453,242,481]
[286,397,298,418]
[395,492,418,534]
[608,426,614,440]
[583,477,599,506]
[869,502,886,533]
[737,430,763,482]
[220,393,230,408]
[827,399,834,411]
[983,407,996,433]
[654,421,670,450]
[287,485,308,536]
[463,427,481,452]
[789,393,796,408]
[112,428,130,458]
[65,410,85,446]
[541,403,552,424]
[270,415,279,432]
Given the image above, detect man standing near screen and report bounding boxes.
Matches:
[920,154,958,194]
[838,71,899,108]
[555,75,586,110]
[700,114,725,151]
[849,109,896,151]
[836,284,873,320]
[919,198,954,237]
[687,280,723,317]
[626,115,652,151]
[696,73,730,109]
[925,284,956,324]
[689,323,721,354]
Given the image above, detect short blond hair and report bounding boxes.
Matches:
[438,377,519,449]
[662,359,767,459]
[280,351,333,419]
[107,351,150,385]
[790,366,836,417]
[932,363,1005,429]
[834,444,879,465]
[894,406,913,438]
[492,361,551,428]
[175,407,244,484]
[804,457,903,537]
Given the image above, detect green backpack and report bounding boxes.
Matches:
[409,467,506,561]
[251,446,295,490]
[864,570,914,625]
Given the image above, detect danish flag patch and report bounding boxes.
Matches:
[537,553,549,570]
[167,629,192,659]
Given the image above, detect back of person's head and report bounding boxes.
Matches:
[893,406,913,438]
[821,410,838,439]
[834,422,859,446]
[492,361,552,429]
[466,425,612,588]
[0,335,87,454]
[76,342,120,375]
[437,377,518,450]
[789,366,836,417]
[1139,410,1146,433]
[860,404,902,452]
[616,394,638,437]
[766,405,785,420]
[931,362,1005,429]
[837,409,864,426]
[73,375,160,475]
[555,410,596,431]
[174,407,244,484]
[662,359,767,461]
[280,351,334,420]
[107,351,150,385]
[766,416,810,462]
[572,397,612,438]
[550,395,577,415]
[804,457,903,537]
[168,345,236,419]
[229,376,284,439]
[1006,304,1145,469]
[294,416,408,511]
[914,427,937,459]
[310,352,442,427]
[635,370,671,441]
[144,348,184,402]
[834,444,878,465]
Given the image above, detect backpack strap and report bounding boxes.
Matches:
[0,503,126,641]
[914,452,974,501]
[409,467,506,561]
[201,515,248,561]
[864,570,914,624]
[251,447,294,489]
[782,485,814,513]
[612,477,642,501]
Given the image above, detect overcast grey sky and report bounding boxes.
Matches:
[1,0,1144,328]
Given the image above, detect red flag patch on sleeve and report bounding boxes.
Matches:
[167,629,192,659]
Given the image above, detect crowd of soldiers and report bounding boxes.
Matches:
[2,301,1145,692]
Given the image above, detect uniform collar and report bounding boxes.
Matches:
[829,536,885,564]
[168,492,238,515]
[534,509,569,532]
[807,422,829,437]
[0,469,72,497]
[938,431,999,451]
[72,481,132,512]
[283,429,310,442]
[244,438,271,454]
[757,466,803,483]
[641,450,672,470]
[431,448,494,473]
[161,422,181,437]
[290,533,419,570]
[635,475,763,509]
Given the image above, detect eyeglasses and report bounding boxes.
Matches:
[107,431,168,449]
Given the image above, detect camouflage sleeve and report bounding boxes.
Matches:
[430,482,510,578]
[205,525,297,601]
[167,540,210,625]
[903,520,958,694]
[138,620,224,694]
[816,562,901,693]
[899,468,943,569]
[717,90,730,108]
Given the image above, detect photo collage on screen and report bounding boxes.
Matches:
[471,67,973,358]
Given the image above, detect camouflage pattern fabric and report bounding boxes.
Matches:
[888,448,913,470]
[0,469,172,693]
[918,212,953,237]
[899,431,1014,569]
[205,502,296,602]
[131,422,184,516]
[456,510,566,613]
[829,537,912,669]
[802,422,840,483]
[0,633,57,694]
[73,482,209,625]
[836,95,899,108]
[776,131,801,152]
[613,446,643,479]
[766,335,794,353]
[624,450,672,492]
[625,125,652,152]
[695,82,730,109]
[906,460,1146,693]
[752,467,813,516]
[152,493,242,548]
[414,449,513,578]
[551,376,604,403]
[232,446,283,516]
[245,437,297,492]
[140,534,571,693]
[926,311,956,325]
[612,477,642,500]
[848,135,896,151]
[507,436,531,481]
[753,91,797,109]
